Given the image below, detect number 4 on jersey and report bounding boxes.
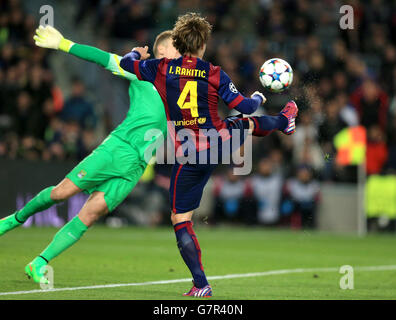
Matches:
[177,81,198,118]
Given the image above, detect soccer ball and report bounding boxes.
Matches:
[259,58,293,93]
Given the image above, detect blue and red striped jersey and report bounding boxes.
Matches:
[123,55,247,151]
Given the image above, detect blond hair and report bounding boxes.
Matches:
[153,30,173,57]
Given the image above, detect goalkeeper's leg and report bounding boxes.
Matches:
[25,191,108,283]
[0,178,81,236]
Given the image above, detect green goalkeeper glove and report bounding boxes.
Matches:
[33,25,74,52]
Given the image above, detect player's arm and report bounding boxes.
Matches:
[218,70,266,114]
[33,25,137,81]
[119,46,161,83]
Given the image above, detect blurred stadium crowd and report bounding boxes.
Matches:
[0,0,395,227]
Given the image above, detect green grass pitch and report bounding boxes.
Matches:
[1,226,396,300]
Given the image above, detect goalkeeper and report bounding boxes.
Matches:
[0,26,179,283]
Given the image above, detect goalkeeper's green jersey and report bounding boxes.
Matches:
[67,43,167,161]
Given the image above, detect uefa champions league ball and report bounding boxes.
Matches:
[259,58,293,93]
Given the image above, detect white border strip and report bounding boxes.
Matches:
[1,265,395,296]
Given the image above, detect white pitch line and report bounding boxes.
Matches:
[1,265,395,297]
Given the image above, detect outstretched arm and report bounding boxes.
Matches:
[233,93,266,114]
[34,25,137,81]
[218,69,266,115]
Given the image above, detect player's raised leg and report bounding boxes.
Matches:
[279,100,299,135]
[0,178,81,236]
[250,100,298,137]
[25,191,108,283]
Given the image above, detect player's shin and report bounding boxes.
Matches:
[251,115,288,137]
[35,215,88,263]
[16,186,58,223]
[0,186,58,236]
[26,215,88,283]
[174,221,209,288]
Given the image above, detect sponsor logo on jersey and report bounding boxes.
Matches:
[197,117,207,124]
[173,117,206,126]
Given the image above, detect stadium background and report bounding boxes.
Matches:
[1,0,396,233]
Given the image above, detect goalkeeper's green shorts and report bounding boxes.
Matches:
[66,134,146,212]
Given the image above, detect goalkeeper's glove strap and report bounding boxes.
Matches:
[59,38,74,52]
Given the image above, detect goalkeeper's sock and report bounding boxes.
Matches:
[31,255,48,269]
[15,186,57,223]
[251,115,288,137]
[174,221,209,288]
[38,216,88,262]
